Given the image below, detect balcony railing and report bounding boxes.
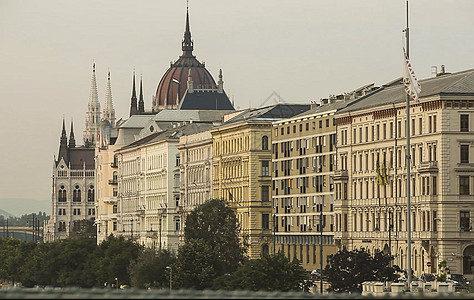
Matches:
[108,179,118,185]
[418,161,438,172]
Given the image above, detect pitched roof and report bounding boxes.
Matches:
[117,123,215,152]
[338,69,474,114]
[178,90,234,110]
[223,104,311,125]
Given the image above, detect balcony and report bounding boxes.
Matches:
[108,179,118,185]
[102,197,117,204]
[418,161,438,173]
[334,170,348,180]
[110,162,118,168]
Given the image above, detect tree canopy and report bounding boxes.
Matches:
[173,199,247,289]
[213,252,312,292]
[324,247,400,293]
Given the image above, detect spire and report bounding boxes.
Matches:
[103,71,116,127]
[138,74,145,114]
[217,69,224,93]
[84,62,101,146]
[58,117,69,164]
[187,68,194,93]
[129,71,138,117]
[182,1,193,56]
[69,119,76,148]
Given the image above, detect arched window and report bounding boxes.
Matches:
[113,171,118,182]
[262,244,269,256]
[58,221,66,232]
[58,185,67,202]
[87,185,95,202]
[73,185,81,202]
[262,136,269,150]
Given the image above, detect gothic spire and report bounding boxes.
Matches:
[84,62,101,146]
[103,71,116,127]
[182,2,193,56]
[58,117,69,164]
[68,119,76,148]
[138,74,145,114]
[129,71,138,117]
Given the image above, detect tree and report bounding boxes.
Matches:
[325,247,400,293]
[173,199,247,289]
[69,218,96,239]
[436,260,450,282]
[94,235,142,287]
[128,248,175,289]
[0,238,29,285]
[213,252,312,292]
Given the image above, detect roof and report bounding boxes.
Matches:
[118,115,155,128]
[151,109,234,123]
[68,147,95,169]
[338,68,474,114]
[117,123,215,152]
[178,90,234,110]
[223,104,311,125]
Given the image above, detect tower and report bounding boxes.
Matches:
[103,71,116,127]
[83,63,101,147]
[129,72,138,116]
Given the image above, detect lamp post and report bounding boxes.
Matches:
[319,210,324,294]
[166,266,172,291]
[115,277,118,290]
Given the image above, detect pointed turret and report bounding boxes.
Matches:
[217,69,224,93]
[182,3,193,56]
[84,62,101,146]
[129,71,138,117]
[103,71,116,127]
[58,117,68,165]
[138,75,145,114]
[68,120,76,148]
[187,68,194,93]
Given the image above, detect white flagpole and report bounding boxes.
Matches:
[404,0,413,288]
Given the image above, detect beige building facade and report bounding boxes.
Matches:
[211,104,310,258]
[334,69,474,279]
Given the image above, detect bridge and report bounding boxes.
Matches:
[0,226,43,242]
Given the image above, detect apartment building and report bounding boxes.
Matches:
[334,68,474,278]
[211,104,310,258]
[271,85,376,270]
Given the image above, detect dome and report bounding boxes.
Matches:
[153,9,217,111]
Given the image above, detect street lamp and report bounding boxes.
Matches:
[115,277,118,290]
[319,210,325,294]
[166,266,172,291]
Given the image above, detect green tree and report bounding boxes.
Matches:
[325,247,400,293]
[128,248,175,289]
[173,199,247,289]
[95,235,141,287]
[0,238,29,285]
[213,252,312,292]
[436,260,450,282]
[69,218,96,240]
[55,238,97,287]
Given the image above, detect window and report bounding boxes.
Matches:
[88,208,95,216]
[262,213,270,229]
[262,136,269,150]
[113,205,118,213]
[419,118,422,134]
[113,221,117,231]
[58,185,67,202]
[175,154,180,166]
[460,211,470,232]
[261,161,269,176]
[73,185,81,202]
[175,217,180,231]
[293,125,296,133]
[461,145,469,163]
[262,186,270,201]
[306,123,309,131]
[319,120,322,128]
[326,119,329,127]
[461,114,469,132]
[87,185,94,202]
[460,176,470,195]
[58,221,66,232]
[73,208,81,215]
[299,124,303,132]
[113,188,118,197]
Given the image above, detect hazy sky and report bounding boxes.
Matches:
[1,0,474,205]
